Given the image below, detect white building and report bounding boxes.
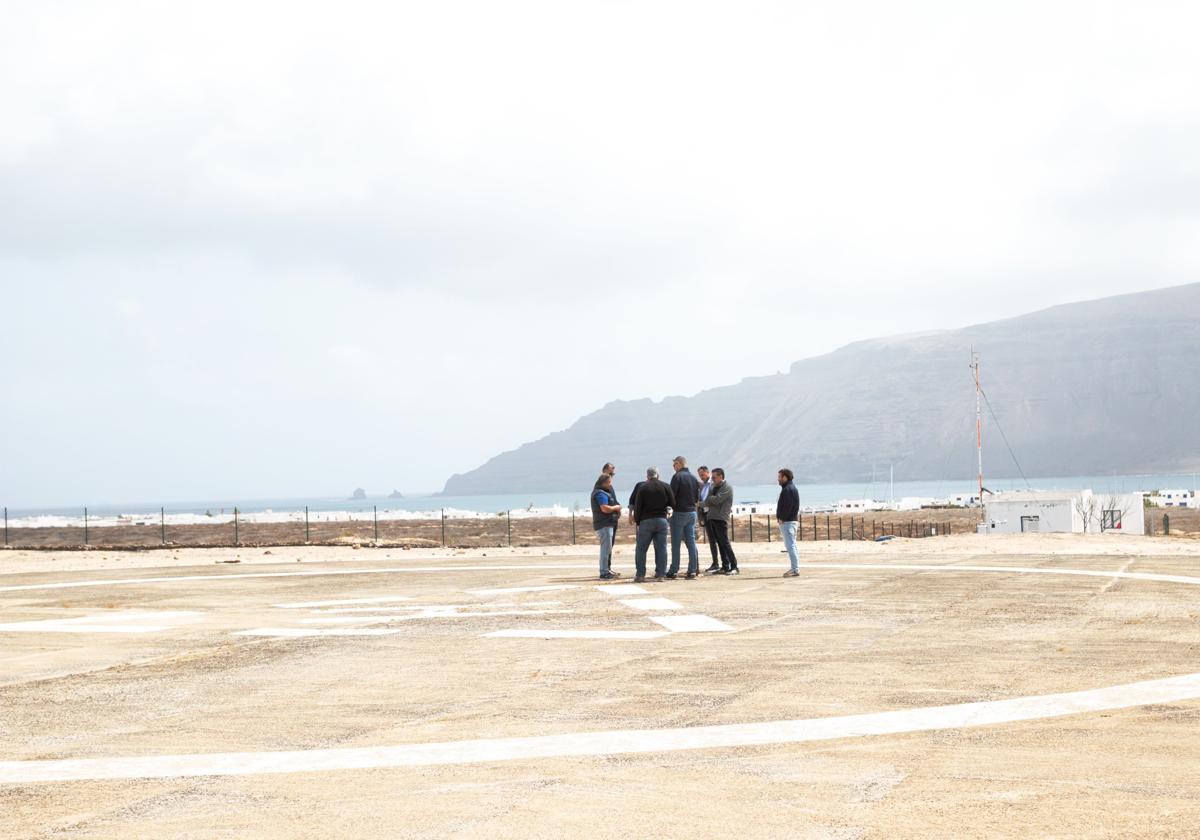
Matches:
[1147,489,1196,508]
[981,489,1145,535]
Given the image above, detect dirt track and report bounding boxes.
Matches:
[2,534,1199,838]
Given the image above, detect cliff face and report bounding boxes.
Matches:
[443,283,1200,494]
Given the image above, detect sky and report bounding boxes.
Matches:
[2,1,1199,507]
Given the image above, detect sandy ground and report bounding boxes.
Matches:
[2,534,1199,838]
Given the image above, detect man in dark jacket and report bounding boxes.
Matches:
[698,467,738,574]
[632,467,676,582]
[776,468,801,577]
[668,456,701,579]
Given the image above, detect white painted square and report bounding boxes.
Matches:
[648,614,734,633]
[617,598,683,611]
[595,584,648,596]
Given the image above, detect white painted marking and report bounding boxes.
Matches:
[233,628,402,638]
[302,609,573,624]
[5,672,1200,784]
[596,584,649,596]
[307,603,519,613]
[0,565,596,593]
[467,585,580,596]
[9,562,1199,595]
[617,598,683,612]
[0,611,202,635]
[273,596,413,609]
[485,629,670,640]
[649,614,735,633]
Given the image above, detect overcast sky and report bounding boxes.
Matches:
[3,1,1198,506]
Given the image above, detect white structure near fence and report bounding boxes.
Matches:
[980,489,1145,535]
[1146,489,1197,508]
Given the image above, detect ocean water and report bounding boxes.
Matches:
[4,472,1196,527]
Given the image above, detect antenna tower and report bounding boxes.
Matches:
[971,351,983,501]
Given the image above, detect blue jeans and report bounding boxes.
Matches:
[780,520,799,572]
[634,518,669,578]
[596,526,614,576]
[669,511,699,575]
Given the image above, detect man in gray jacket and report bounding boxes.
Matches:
[698,467,738,575]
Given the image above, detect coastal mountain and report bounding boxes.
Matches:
[442,283,1200,494]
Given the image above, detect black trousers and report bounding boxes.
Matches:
[702,519,720,567]
[708,519,737,570]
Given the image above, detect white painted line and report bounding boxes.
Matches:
[233,628,402,638]
[307,603,519,613]
[273,596,413,609]
[648,614,735,633]
[302,609,573,624]
[467,585,581,596]
[6,672,1200,784]
[0,565,597,594]
[596,584,649,596]
[617,598,683,612]
[484,629,671,640]
[10,562,1200,595]
[0,611,202,635]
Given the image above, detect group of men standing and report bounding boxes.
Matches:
[590,458,738,582]
[590,461,805,582]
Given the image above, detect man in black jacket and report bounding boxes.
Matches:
[668,456,701,579]
[632,467,676,582]
[777,468,801,577]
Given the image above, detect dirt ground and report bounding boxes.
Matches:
[2,534,1199,838]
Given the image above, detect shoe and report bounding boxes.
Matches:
[727,568,740,575]
[684,572,697,579]
[782,569,799,577]
[634,575,646,582]
[600,573,619,580]
[704,565,720,573]
[665,573,677,580]
[653,575,666,581]
[704,567,722,575]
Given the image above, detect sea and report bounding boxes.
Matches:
[4,472,1197,528]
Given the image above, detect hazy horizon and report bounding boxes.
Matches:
[5,3,1200,507]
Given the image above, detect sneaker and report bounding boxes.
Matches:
[704,565,720,573]
[727,568,740,575]
[634,575,646,582]
[782,569,799,577]
[653,575,666,581]
[704,567,722,575]
[665,573,678,580]
[600,573,619,580]
[684,572,697,579]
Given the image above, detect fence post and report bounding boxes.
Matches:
[1163,514,1170,536]
[4,506,8,546]
[374,505,379,542]
[234,507,239,545]
[825,514,830,541]
[305,506,310,543]
[872,520,876,539]
[571,511,576,545]
[731,516,736,542]
[507,510,512,546]
[441,508,446,547]
[838,517,843,540]
[161,507,165,545]
[749,513,754,542]
[84,507,88,546]
[798,513,803,541]
[767,513,771,542]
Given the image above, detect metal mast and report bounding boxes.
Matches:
[971,351,983,502]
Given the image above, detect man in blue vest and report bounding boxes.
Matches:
[591,474,622,580]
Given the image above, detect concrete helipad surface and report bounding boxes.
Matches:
[2,537,1200,838]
